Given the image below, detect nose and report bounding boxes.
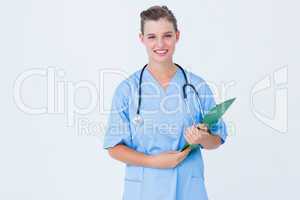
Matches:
[156,37,165,48]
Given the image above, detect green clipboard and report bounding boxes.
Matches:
[181,97,236,151]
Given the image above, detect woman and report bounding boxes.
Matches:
[103,5,227,200]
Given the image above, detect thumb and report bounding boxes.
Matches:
[197,123,208,131]
[181,147,191,155]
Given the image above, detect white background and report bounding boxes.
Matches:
[0,0,299,199]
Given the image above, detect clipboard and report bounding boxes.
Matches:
[181,98,236,151]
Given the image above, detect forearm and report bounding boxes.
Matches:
[108,144,152,167]
[200,134,222,150]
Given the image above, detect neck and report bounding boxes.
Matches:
[147,60,176,75]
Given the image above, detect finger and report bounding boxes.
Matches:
[184,131,191,140]
[196,126,207,136]
[185,127,192,135]
[188,127,197,136]
[194,129,201,137]
[182,146,191,153]
[184,132,191,141]
[184,136,192,145]
[190,128,200,141]
[192,129,205,144]
[181,148,191,159]
[183,148,191,155]
[178,152,187,161]
[188,131,196,142]
[198,123,208,130]
[184,133,193,144]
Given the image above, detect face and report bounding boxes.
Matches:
[139,18,180,64]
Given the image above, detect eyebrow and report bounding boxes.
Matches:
[146,31,173,36]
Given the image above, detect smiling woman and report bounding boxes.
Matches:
[103,5,228,200]
[139,6,180,69]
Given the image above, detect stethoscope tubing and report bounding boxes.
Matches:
[134,63,204,126]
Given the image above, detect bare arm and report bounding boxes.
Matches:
[108,144,150,166]
[108,144,191,169]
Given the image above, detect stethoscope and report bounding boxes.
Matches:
[133,63,205,126]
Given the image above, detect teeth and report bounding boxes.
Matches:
[154,50,168,54]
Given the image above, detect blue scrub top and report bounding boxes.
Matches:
[103,67,227,200]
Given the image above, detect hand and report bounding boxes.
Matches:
[148,147,191,169]
[184,124,210,145]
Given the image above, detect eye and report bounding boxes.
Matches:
[165,34,172,38]
[148,36,155,39]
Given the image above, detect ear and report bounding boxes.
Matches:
[175,31,180,42]
[139,33,145,44]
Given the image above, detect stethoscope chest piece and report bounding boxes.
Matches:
[133,114,144,126]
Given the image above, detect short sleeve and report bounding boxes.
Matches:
[198,81,228,145]
[103,82,132,149]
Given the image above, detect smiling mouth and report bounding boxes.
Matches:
[154,49,168,56]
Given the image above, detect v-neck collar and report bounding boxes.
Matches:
[144,66,179,95]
